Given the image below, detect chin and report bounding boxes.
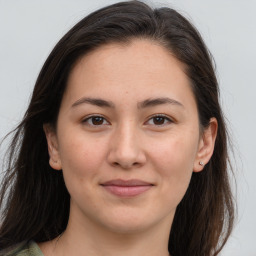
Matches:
[104,220,152,234]
[97,208,166,235]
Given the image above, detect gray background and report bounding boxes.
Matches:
[0,0,255,255]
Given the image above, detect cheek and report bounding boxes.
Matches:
[152,134,197,171]
[58,139,106,211]
[150,134,198,200]
[58,135,106,190]
[59,128,106,168]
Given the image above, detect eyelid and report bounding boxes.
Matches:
[81,114,110,126]
[81,113,174,127]
[145,114,174,126]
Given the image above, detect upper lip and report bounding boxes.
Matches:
[101,179,153,186]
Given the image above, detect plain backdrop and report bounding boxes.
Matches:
[0,0,255,255]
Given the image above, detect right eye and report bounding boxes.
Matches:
[82,115,110,126]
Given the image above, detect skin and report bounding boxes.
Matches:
[41,39,217,256]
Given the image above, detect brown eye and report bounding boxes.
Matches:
[82,116,109,126]
[152,116,166,125]
[91,116,104,125]
[146,115,173,126]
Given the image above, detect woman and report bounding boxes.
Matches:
[0,1,235,255]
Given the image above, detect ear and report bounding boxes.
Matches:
[43,124,62,170]
[193,118,218,172]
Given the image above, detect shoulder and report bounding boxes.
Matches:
[0,241,44,256]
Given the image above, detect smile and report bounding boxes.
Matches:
[100,179,154,197]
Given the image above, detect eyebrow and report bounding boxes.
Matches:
[137,97,184,109]
[72,97,115,108]
[71,97,184,109]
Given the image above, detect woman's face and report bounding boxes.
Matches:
[45,39,215,234]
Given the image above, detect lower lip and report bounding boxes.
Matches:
[102,185,152,197]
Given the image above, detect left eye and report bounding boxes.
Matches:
[146,115,173,126]
[82,116,109,126]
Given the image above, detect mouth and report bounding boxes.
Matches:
[100,179,154,197]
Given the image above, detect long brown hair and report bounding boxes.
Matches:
[0,1,235,255]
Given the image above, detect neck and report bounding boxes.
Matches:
[48,207,173,256]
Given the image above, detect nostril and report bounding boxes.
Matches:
[107,148,146,169]
[112,161,140,169]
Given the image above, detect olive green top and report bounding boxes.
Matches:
[0,241,43,256]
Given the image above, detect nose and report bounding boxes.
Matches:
[107,123,146,169]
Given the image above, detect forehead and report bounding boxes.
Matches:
[70,39,186,80]
[64,39,195,108]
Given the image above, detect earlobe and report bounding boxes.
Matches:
[193,118,218,172]
[43,124,62,170]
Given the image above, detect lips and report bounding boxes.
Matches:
[100,179,153,197]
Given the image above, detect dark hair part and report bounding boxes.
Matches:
[0,1,234,255]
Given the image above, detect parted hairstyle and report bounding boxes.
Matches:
[0,1,235,255]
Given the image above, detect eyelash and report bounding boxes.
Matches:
[81,114,173,127]
[145,114,173,126]
[82,115,109,126]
